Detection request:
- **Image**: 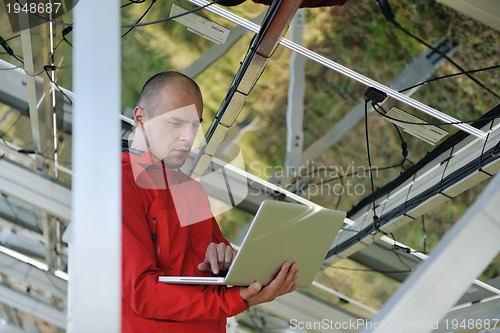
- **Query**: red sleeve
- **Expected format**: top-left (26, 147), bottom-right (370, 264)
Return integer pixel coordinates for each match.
top-left (121, 174), bottom-right (248, 321)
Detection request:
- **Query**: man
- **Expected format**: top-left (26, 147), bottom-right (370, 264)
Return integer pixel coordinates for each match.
top-left (121, 71), bottom-right (298, 332)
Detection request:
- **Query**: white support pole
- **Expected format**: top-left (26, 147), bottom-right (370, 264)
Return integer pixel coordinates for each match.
top-left (284, 9), bottom-right (306, 178)
top-left (361, 174), bottom-right (500, 333)
top-left (68, 0), bottom-right (121, 332)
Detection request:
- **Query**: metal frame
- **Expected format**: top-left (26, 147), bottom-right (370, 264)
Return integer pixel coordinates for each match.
top-left (361, 174), bottom-right (500, 333)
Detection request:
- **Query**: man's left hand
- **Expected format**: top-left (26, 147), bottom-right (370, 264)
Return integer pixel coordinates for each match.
top-left (198, 242), bottom-right (237, 275)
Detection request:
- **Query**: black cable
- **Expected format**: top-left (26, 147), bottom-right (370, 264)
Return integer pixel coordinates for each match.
top-left (46, 27), bottom-right (73, 74)
top-left (364, 100), bottom-right (379, 231)
top-left (398, 64), bottom-right (500, 94)
top-left (421, 215), bottom-right (428, 254)
top-left (5, 35), bottom-right (21, 42)
top-left (0, 36), bottom-right (24, 65)
top-left (376, 0), bottom-right (499, 99)
top-left (479, 116), bottom-right (496, 175)
top-left (396, 23), bottom-right (499, 100)
top-left (62, 35), bottom-right (72, 48)
top-left (48, 37), bottom-right (64, 64)
top-left (377, 102), bottom-right (410, 169)
top-left (334, 176), bottom-right (343, 209)
top-left (44, 68), bottom-right (73, 105)
top-left (370, 234), bottom-right (418, 273)
top-left (121, 2), bottom-right (135, 8)
top-left (121, 0), bottom-right (157, 38)
top-left (388, 233), bottom-right (414, 271)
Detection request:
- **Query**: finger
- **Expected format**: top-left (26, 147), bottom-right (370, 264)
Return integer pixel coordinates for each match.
top-left (259, 262), bottom-right (291, 297)
top-left (283, 263), bottom-right (298, 285)
top-left (283, 263), bottom-right (298, 289)
top-left (274, 262), bottom-right (292, 284)
top-left (239, 281), bottom-right (262, 303)
top-left (272, 262), bottom-right (298, 296)
top-left (209, 251), bottom-right (220, 274)
top-left (222, 245), bottom-right (234, 271)
top-left (197, 261), bottom-right (210, 272)
top-left (216, 243), bottom-right (226, 268)
top-left (204, 243), bottom-right (220, 274)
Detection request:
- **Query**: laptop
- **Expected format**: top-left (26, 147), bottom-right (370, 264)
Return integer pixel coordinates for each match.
top-left (159, 201), bottom-right (346, 288)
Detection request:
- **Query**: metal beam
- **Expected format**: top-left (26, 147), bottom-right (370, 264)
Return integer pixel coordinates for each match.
top-left (0, 284), bottom-right (66, 329)
top-left (0, 193), bottom-right (44, 240)
top-left (0, 157), bottom-right (71, 221)
top-left (283, 9), bottom-right (306, 182)
top-left (436, 0), bottom-right (500, 32)
top-left (0, 322), bottom-right (33, 333)
top-left (42, 214), bottom-right (58, 271)
top-left (0, 59), bottom-right (73, 134)
top-left (361, 173), bottom-right (500, 333)
top-left (18, 10), bottom-right (53, 171)
top-left (0, 250), bottom-right (67, 300)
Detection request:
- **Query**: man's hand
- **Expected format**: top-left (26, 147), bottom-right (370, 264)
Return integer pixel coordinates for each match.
top-left (239, 262), bottom-right (298, 307)
top-left (198, 242), bottom-right (237, 275)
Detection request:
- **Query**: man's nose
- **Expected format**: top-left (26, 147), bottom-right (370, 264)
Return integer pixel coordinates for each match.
top-left (179, 124), bottom-right (196, 142)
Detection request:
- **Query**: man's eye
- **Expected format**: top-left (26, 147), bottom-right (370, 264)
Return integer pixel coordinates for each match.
top-left (170, 122), bottom-right (182, 127)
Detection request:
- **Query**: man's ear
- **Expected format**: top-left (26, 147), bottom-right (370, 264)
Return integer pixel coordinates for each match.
top-left (133, 106), bottom-right (145, 128)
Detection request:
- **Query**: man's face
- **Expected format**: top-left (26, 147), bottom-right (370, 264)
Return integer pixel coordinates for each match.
top-left (139, 85), bottom-right (203, 168)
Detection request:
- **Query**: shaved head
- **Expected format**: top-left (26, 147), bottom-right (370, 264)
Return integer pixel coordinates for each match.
top-left (137, 71), bottom-right (203, 118)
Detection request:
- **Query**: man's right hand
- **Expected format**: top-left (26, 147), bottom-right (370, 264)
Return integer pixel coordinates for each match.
top-left (239, 262), bottom-right (298, 307)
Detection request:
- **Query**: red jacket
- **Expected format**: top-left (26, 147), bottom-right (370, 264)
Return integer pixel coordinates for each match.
top-left (121, 148), bottom-right (248, 333)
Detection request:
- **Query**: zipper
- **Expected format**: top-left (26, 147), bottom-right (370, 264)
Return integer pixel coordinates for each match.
top-left (152, 216), bottom-right (160, 256)
top-left (152, 216), bottom-right (157, 241)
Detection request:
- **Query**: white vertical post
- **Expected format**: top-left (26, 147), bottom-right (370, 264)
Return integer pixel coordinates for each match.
top-left (68, 0), bottom-right (121, 332)
top-left (285, 9), bottom-right (306, 172)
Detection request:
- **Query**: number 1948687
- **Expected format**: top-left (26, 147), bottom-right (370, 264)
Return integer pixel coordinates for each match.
top-left (6, 2), bottom-right (62, 15)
